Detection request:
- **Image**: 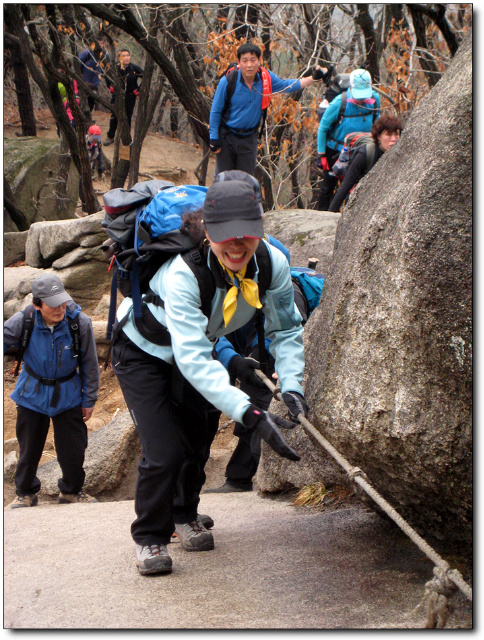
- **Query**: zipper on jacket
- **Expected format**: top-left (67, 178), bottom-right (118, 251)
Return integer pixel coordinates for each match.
top-left (58, 342), bottom-right (63, 369)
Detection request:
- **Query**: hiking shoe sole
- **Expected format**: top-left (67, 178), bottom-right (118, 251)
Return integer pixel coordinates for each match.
top-left (135, 544), bottom-right (173, 575)
top-left (136, 558), bottom-right (173, 575)
top-left (174, 534), bottom-right (214, 552)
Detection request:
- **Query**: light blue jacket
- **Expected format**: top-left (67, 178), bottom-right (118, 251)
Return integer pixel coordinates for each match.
top-left (209, 69), bottom-right (302, 139)
top-left (117, 241), bottom-right (304, 423)
top-left (4, 302), bottom-right (99, 417)
top-left (317, 88), bottom-right (381, 153)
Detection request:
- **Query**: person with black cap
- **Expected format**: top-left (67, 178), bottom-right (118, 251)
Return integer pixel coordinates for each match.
top-left (4, 274), bottom-right (99, 509)
top-left (110, 170), bottom-right (308, 576)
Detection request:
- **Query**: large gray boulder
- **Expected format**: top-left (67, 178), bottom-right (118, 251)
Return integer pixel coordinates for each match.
top-left (263, 209), bottom-right (340, 273)
top-left (299, 34), bottom-right (472, 544)
top-left (37, 411), bottom-right (140, 500)
top-left (25, 212), bottom-right (105, 268)
top-left (4, 138), bottom-right (79, 231)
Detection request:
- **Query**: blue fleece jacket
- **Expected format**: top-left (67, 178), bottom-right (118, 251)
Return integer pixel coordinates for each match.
top-left (209, 69), bottom-right (302, 140)
top-left (4, 302), bottom-right (99, 417)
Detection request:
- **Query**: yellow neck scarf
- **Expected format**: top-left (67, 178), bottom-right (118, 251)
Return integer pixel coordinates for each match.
top-left (218, 260), bottom-right (262, 327)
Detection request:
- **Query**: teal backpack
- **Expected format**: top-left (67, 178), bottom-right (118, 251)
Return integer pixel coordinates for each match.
top-left (290, 267), bottom-right (325, 315)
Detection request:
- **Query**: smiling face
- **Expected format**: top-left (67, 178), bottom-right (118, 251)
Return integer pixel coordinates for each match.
top-left (206, 233), bottom-right (260, 272)
top-left (34, 301), bottom-right (68, 326)
top-left (378, 129), bottom-right (400, 151)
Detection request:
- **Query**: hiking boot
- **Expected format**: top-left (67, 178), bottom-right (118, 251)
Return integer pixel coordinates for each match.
top-left (58, 490), bottom-right (98, 504)
top-left (197, 513), bottom-right (214, 529)
top-left (174, 520), bottom-right (214, 551)
top-left (205, 481), bottom-right (252, 494)
top-left (9, 494), bottom-right (38, 509)
top-left (103, 137), bottom-right (114, 146)
top-left (135, 544), bottom-right (172, 575)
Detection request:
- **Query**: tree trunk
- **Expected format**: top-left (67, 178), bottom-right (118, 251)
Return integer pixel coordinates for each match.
top-left (355, 5), bottom-right (380, 83)
top-left (408, 5), bottom-right (441, 88)
top-left (4, 176), bottom-right (29, 231)
top-left (4, 33), bottom-right (37, 137)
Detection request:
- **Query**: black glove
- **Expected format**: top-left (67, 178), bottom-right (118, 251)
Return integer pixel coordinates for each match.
top-left (312, 65), bottom-right (334, 84)
top-left (243, 404), bottom-right (300, 462)
top-left (228, 356), bottom-right (266, 389)
top-left (282, 391), bottom-right (309, 424)
top-left (209, 139), bottom-right (221, 152)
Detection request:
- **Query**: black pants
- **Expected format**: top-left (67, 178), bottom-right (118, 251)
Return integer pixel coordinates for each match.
top-left (225, 352), bottom-right (275, 488)
top-left (107, 93), bottom-right (137, 139)
top-left (112, 332), bottom-right (220, 546)
top-left (215, 127), bottom-right (259, 177)
top-left (315, 146), bottom-right (340, 211)
top-left (15, 404), bottom-right (87, 496)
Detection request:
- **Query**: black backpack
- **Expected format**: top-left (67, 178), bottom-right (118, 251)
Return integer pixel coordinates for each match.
top-left (316, 73), bottom-right (351, 122)
top-left (101, 176), bottom-right (273, 370)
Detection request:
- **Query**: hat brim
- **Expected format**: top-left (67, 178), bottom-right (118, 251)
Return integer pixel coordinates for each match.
top-left (351, 86), bottom-right (372, 99)
top-left (41, 291), bottom-right (72, 308)
top-left (205, 218), bottom-right (264, 243)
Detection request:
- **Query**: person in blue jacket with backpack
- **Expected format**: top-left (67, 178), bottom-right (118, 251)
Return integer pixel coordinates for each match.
top-left (110, 171), bottom-right (309, 576)
top-left (316, 68), bottom-right (380, 211)
top-left (4, 274), bottom-right (99, 508)
top-left (209, 42), bottom-right (323, 177)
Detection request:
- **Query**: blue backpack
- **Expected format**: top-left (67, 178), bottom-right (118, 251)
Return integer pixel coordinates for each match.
top-left (290, 267), bottom-right (325, 316)
top-left (101, 181), bottom-right (273, 361)
top-left (102, 183), bottom-right (209, 342)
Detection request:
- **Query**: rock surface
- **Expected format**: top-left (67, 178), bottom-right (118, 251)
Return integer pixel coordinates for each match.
top-left (4, 137), bottom-right (79, 230)
top-left (303, 33), bottom-right (472, 544)
top-left (3, 495), bottom-right (472, 629)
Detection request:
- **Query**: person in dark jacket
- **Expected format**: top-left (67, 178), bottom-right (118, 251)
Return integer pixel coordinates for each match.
top-left (328, 114), bottom-right (404, 213)
top-left (209, 42), bottom-right (323, 176)
top-left (316, 68), bottom-right (381, 211)
top-left (4, 275), bottom-right (99, 508)
top-left (104, 49), bottom-right (143, 145)
top-left (79, 36), bottom-right (110, 112)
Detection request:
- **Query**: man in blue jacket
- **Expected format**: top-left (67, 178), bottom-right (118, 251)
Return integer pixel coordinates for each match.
top-left (4, 274), bottom-right (99, 508)
top-left (209, 42), bottom-right (319, 176)
top-left (79, 36), bottom-right (110, 112)
top-left (316, 68), bottom-right (380, 210)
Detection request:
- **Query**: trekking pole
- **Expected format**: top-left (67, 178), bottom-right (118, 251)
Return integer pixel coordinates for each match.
top-left (254, 369), bottom-right (473, 606)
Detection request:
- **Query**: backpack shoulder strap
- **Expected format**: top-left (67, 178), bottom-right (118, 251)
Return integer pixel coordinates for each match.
top-left (337, 90), bottom-right (347, 123)
top-left (221, 66), bottom-right (239, 122)
top-left (255, 240), bottom-right (272, 299)
top-left (14, 304), bottom-right (36, 376)
top-left (365, 141), bottom-right (376, 173)
top-left (67, 313), bottom-right (81, 361)
top-left (182, 249), bottom-right (216, 320)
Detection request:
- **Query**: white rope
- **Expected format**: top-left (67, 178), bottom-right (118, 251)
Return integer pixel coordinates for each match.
top-left (255, 369), bottom-right (473, 613)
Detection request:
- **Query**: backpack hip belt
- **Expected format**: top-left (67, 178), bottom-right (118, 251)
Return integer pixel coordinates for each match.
top-left (22, 363), bottom-right (78, 408)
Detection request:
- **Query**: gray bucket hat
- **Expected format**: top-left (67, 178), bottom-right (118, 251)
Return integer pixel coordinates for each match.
top-left (31, 274), bottom-right (72, 308)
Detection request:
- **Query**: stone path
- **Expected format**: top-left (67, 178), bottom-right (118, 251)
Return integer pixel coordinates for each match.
top-left (3, 492), bottom-right (472, 629)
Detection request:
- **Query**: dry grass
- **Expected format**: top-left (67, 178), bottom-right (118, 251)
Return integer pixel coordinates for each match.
top-left (292, 482), bottom-right (351, 510)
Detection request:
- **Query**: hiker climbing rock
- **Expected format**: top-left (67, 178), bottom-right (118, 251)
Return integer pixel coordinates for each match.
top-left (209, 42), bottom-right (325, 177)
top-left (109, 171), bottom-right (307, 576)
top-left (4, 274), bottom-right (99, 508)
top-left (328, 114), bottom-right (404, 212)
top-left (315, 68), bottom-right (381, 210)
